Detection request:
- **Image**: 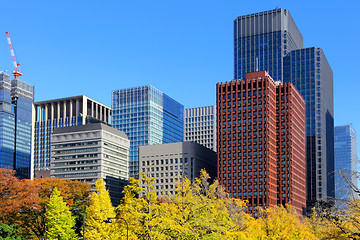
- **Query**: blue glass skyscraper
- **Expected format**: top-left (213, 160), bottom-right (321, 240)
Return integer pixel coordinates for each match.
top-left (234, 8), bottom-right (334, 208)
top-left (334, 124), bottom-right (357, 200)
top-left (284, 47), bottom-right (334, 204)
top-left (112, 85), bottom-right (184, 177)
top-left (0, 72), bottom-right (34, 179)
top-left (234, 8), bottom-right (303, 81)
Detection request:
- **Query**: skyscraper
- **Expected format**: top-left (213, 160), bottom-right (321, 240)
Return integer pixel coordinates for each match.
top-left (184, 106), bottom-right (217, 151)
top-left (284, 47), bottom-right (334, 204)
top-left (32, 95), bottom-right (111, 178)
top-left (112, 85), bottom-right (184, 178)
top-left (234, 8), bottom-right (334, 207)
top-left (217, 71), bottom-right (306, 216)
top-left (334, 124), bottom-right (358, 200)
top-left (234, 8), bottom-right (303, 81)
top-left (0, 72), bottom-right (34, 179)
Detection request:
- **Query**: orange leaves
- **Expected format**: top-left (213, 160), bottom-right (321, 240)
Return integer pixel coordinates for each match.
top-left (0, 168), bottom-right (91, 239)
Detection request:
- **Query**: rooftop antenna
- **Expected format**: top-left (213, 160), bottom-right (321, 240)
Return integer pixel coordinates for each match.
top-left (256, 58), bottom-right (259, 71)
top-left (5, 31), bottom-right (22, 80)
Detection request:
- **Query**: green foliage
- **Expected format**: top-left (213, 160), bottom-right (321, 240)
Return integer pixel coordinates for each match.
top-left (0, 223), bottom-right (21, 240)
top-left (85, 178), bottom-right (118, 240)
top-left (45, 188), bottom-right (77, 240)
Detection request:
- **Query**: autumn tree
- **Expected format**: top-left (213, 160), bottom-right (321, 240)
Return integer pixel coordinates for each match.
top-left (116, 170), bottom-right (259, 239)
top-left (257, 204), bottom-right (317, 240)
top-left (0, 169), bottom-right (90, 239)
top-left (45, 188), bottom-right (77, 240)
top-left (85, 178), bottom-right (117, 240)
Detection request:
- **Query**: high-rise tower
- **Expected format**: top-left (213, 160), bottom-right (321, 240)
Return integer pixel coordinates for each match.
top-left (334, 124), bottom-right (357, 200)
top-left (0, 72), bottom-right (34, 179)
top-left (234, 8), bottom-right (303, 81)
top-left (234, 9), bottom-right (334, 208)
top-left (112, 85), bottom-right (184, 178)
top-left (217, 71), bottom-right (306, 216)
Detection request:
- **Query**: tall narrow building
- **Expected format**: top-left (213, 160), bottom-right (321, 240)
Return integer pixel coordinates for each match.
top-left (112, 85), bottom-right (184, 178)
top-left (334, 124), bottom-right (358, 200)
top-left (0, 72), bottom-right (34, 179)
top-left (32, 95), bottom-right (111, 178)
top-left (284, 47), bottom-right (334, 205)
top-left (234, 8), bottom-right (334, 208)
top-left (217, 71), bottom-right (306, 216)
top-left (184, 106), bottom-right (217, 151)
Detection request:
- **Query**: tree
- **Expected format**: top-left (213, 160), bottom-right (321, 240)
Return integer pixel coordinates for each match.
top-left (116, 170), bottom-right (258, 239)
top-left (0, 223), bottom-right (21, 240)
top-left (257, 204), bottom-right (317, 240)
top-left (45, 188), bottom-right (77, 240)
top-left (85, 179), bottom-right (117, 240)
top-left (0, 169), bottom-right (90, 239)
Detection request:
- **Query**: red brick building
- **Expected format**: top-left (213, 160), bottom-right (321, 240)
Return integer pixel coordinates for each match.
top-left (216, 71), bottom-right (305, 217)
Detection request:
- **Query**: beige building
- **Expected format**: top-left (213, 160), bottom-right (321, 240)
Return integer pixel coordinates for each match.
top-left (50, 123), bottom-right (129, 205)
top-left (32, 95), bottom-right (110, 178)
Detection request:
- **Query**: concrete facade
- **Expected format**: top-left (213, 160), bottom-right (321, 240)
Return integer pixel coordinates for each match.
top-left (32, 95), bottom-right (111, 178)
top-left (50, 123), bottom-right (130, 206)
top-left (139, 141), bottom-right (216, 197)
top-left (184, 105), bottom-right (216, 152)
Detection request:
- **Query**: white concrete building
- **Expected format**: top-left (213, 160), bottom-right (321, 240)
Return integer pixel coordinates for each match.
top-left (50, 123), bottom-right (129, 205)
top-left (184, 105), bottom-right (216, 152)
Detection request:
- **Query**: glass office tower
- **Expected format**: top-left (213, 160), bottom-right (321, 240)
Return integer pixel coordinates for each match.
top-left (334, 124), bottom-right (357, 200)
top-left (0, 72), bottom-right (34, 179)
top-left (112, 85), bottom-right (184, 177)
top-left (234, 8), bottom-right (303, 82)
top-left (234, 9), bottom-right (334, 208)
top-left (284, 47), bottom-right (334, 204)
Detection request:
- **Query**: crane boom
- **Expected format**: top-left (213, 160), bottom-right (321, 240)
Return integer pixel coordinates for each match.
top-left (5, 31), bottom-right (22, 79)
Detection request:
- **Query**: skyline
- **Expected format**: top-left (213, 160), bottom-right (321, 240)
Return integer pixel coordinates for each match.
top-left (0, 1), bottom-right (359, 150)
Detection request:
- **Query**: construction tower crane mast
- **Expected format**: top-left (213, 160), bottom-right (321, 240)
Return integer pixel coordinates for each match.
top-left (5, 31), bottom-right (22, 79)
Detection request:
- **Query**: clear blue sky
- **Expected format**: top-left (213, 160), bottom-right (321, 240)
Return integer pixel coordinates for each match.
top-left (0, 1), bottom-right (359, 142)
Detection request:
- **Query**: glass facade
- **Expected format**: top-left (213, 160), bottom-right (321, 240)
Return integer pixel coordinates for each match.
top-left (0, 72), bottom-right (34, 179)
top-left (334, 124), bottom-right (357, 200)
top-left (33, 96), bottom-right (110, 174)
top-left (284, 47), bottom-right (334, 203)
top-left (112, 85), bottom-right (184, 177)
top-left (234, 8), bottom-right (303, 81)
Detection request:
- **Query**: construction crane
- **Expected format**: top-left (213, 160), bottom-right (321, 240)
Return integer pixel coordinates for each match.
top-left (5, 31), bottom-right (22, 79)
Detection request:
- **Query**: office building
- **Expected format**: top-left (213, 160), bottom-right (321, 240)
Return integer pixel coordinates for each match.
top-left (234, 8), bottom-right (334, 207)
top-left (0, 72), bottom-right (34, 179)
top-left (50, 123), bottom-right (130, 205)
top-left (112, 85), bottom-right (184, 178)
top-left (284, 47), bottom-right (334, 204)
top-left (139, 141), bottom-right (216, 197)
top-left (32, 95), bottom-right (111, 178)
top-left (217, 71), bottom-right (306, 216)
top-left (184, 106), bottom-right (216, 151)
top-left (234, 8), bottom-right (303, 82)
top-left (334, 124), bottom-right (358, 200)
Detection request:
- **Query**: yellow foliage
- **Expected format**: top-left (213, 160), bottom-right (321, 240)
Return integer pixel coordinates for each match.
top-left (85, 178), bottom-right (117, 240)
top-left (257, 204), bottom-right (317, 240)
